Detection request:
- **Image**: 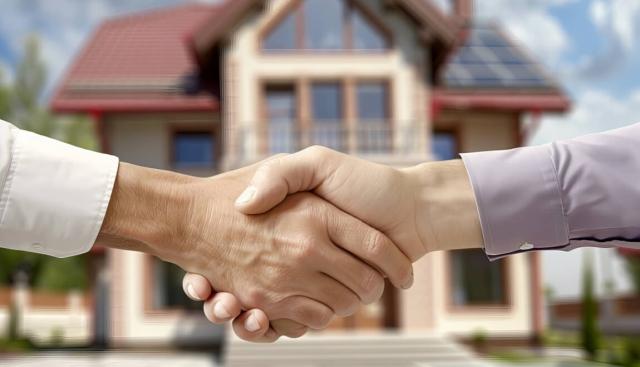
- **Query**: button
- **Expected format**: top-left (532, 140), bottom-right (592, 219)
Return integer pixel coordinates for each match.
top-left (519, 242), bottom-right (534, 251)
top-left (31, 242), bottom-right (44, 251)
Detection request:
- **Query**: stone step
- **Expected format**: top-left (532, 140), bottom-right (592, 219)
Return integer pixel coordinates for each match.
top-left (225, 334), bottom-right (490, 367)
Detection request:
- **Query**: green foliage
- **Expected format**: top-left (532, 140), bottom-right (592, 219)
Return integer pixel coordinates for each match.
top-left (12, 35), bottom-right (46, 126)
top-left (49, 327), bottom-right (65, 347)
top-left (581, 252), bottom-right (600, 361)
top-left (7, 300), bottom-right (19, 341)
top-left (625, 256), bottom-right (640, 295)
top-left (34, 255), bottom-right (88, 292)
top-left (0, 68), bottom-right (11, 120)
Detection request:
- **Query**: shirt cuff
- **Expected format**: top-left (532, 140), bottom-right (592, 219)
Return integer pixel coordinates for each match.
top-left (460, 145), bottom-right (569, 259)
top-left (0, 128), bottom-right (119, 258)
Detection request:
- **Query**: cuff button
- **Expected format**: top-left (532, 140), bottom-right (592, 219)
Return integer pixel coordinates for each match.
top-left (519, 242), bottom-right (534, 251)
top-left (31, 243), bottom-right (44, 251)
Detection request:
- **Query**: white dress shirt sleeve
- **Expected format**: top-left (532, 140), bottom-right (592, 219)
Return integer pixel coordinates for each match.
top-left (0, 119), bottom-right (119, 258)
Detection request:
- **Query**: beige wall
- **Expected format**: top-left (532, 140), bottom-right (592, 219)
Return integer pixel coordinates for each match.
top-left (106, 112), bottom-right (220, 174)
top-left (222, 0), bottom-right (432, 165)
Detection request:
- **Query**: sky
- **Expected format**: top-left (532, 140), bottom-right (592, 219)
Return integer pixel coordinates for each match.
top-left (0, 0), bottom-right (638, 298)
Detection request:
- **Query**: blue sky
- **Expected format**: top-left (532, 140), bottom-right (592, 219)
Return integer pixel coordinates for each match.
top-left (0, 0), bottom-right (637, 297)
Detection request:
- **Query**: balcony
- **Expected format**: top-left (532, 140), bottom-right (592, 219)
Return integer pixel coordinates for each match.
top-left (226, 121), bottom-right (429, 168)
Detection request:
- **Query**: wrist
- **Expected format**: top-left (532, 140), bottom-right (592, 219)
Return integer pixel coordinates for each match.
top-left (97, 162), bottom-right (196, 257)
top-left (403, 160), bottom-right (484, 253)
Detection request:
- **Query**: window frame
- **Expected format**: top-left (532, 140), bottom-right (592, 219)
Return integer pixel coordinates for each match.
top-left (143, 255), bottom-right (201, 316)
top-left (259, 0), bottom-right (393, 53)
top-left (259, 77), bottom-right (394, 154)
top-left (169, 125), bottom-right (219, 171)
top-left (445, 250), bottom-right (512, 311)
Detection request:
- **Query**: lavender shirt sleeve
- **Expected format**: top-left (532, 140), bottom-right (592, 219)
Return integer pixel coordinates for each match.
top-left (460, 123), bottom-right (640, 259)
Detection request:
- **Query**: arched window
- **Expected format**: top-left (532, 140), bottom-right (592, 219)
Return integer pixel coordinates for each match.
top-left (262, 0), bottom-right (390, 52)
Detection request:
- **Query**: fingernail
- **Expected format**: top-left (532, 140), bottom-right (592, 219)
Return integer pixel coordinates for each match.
top-left (186, 284), bottom-right (200, 300)
top-left (245, 314), bottom-right (261, 332)
top-left (403, 269), bottom-right (414, 289)
top-left (214, 302), bottom-right (232, 319)
top-left (236, 186), bottom-right (257, 205)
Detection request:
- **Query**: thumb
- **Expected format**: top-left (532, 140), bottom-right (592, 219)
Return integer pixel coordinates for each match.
top-left (235, 147), bottom-right (333, 214)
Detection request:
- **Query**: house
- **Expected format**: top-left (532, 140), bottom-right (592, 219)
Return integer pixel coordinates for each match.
top-left (51, 0), bottom-right (570, 348)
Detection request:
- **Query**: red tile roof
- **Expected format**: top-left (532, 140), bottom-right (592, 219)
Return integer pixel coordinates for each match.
top-left (52, 3), bottom-right (222, 113)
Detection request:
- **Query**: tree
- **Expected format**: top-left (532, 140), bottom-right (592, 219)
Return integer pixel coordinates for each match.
top-left (624, 256), bottom-right (640, 295)
top-left (0, 35), bottom-right (95, 292)
top-left (581, 251), bottom-right (600, 361)
top-left (0, 68), bottom-right (11, 120)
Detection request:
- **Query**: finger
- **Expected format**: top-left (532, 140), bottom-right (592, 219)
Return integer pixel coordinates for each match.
top-left (232, 309), bottom-right (280, 343)
top-left (203, 292), bottom-right (243, 323)
top-left (299, 273), bottom-right (360, 318)
top-left (235, 146), bottom-right (337, 214)
top-left (271, 296), bottom-right (334, 330)
top-left (327, 210), bottom-right (414, 290)
top-left (270, 319), bottom-right (308, 339)
top-left (320, 244), bottom-right (385, 305)
top-left (182, 273), bottom-right (213, 301)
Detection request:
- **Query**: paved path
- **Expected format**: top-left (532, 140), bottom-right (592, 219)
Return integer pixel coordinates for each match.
top-left (0, 352), bottom-right (219, 367)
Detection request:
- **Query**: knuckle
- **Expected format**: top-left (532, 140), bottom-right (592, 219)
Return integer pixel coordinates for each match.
top-left (365, 231), bottom-right (387, 259)
top-left (244, 287), bottom-right (268, 309)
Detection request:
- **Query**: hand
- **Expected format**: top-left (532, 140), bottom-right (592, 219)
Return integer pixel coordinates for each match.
top-left (98, 161), bottom-right (413, 340)
top-left (234, 146), bottom-right (484, 259)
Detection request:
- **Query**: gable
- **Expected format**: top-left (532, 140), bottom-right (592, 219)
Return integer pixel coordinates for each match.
top-left (260, 0), bottom-right (391, 51)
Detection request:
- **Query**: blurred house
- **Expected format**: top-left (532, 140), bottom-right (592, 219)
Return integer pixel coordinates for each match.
top-left (50, 0), bottom-right (570, 348)
top-left (549, 248), bottom-right (640, 337)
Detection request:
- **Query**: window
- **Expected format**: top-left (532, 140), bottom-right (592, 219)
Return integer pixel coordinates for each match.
top-left (151, 259), bottom-right (200, 310)
top-left (357, 82), bottom-right (390, 152)
top-left (311, 82), bottom-right (343, 149)
top-left (304, 0), bottom-right (344, 50)
top-left (266, 85), bottom-right (297, 153)
top-left (263, 11), bottom-right (296, 50)
top-left (450, 250), bottom-right (508, 307)
top-left (432, 131), bottom-right (458, 160)
top-left (262, 0), bottom-right (389, 52)
top-left (352, 9), bottom-right (387, 50)
top-left (173, 131), bottom-right (215, 169)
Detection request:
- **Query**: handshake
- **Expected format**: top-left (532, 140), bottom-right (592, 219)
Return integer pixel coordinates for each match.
top-left (98, 146), bottom-right (484, 342)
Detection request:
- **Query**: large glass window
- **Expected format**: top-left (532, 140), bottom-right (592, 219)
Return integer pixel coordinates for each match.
top-left (352, 10), bottom-right (386, 50)
top-left (357, 82), bottom-right (389, 152)
top-left (152, 259), bottom-right (200, 310)
top-left (311, 82), bottom-right (343, 150)
top-left (451, 250), bottom-right (508, 306)
top-left (173, 131), bottom-right (215, 169)
top-left (266, 85), bottom-right (297, 153)
top-left (263, 0), bottom-right (389, 52)
top-left (304, 0), bottom-right (344, 50)
top-left (263, 11), bottom-right (296, 50)
top-left (432, 131), bottom-right (458, 160)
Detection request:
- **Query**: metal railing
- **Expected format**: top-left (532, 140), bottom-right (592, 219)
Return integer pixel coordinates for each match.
top-left (228, 121), bottom-right (426, 159)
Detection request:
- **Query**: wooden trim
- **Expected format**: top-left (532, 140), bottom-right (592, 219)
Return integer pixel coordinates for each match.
top-left (168, 123), bottom-right (220, 171)
top-left (443, 250), bottom-right (514, 313)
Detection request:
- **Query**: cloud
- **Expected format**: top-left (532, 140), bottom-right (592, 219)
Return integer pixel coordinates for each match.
top-left (531, 89), bottom-right (640, 145)
top-left (475, 0), bottom-right (572, 67)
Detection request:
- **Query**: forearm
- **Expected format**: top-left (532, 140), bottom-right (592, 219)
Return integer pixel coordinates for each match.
top-left (96, 162), bottom-right (195, 259)
top-left (404, 160), bottom-right (484, 253)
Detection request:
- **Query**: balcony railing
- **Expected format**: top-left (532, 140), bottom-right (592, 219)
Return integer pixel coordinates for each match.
top-left (228, 121), bottom-right (426, 160)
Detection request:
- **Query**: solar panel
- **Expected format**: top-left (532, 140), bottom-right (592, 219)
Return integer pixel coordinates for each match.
top-left (443, 24), bottom-right (558, 89)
